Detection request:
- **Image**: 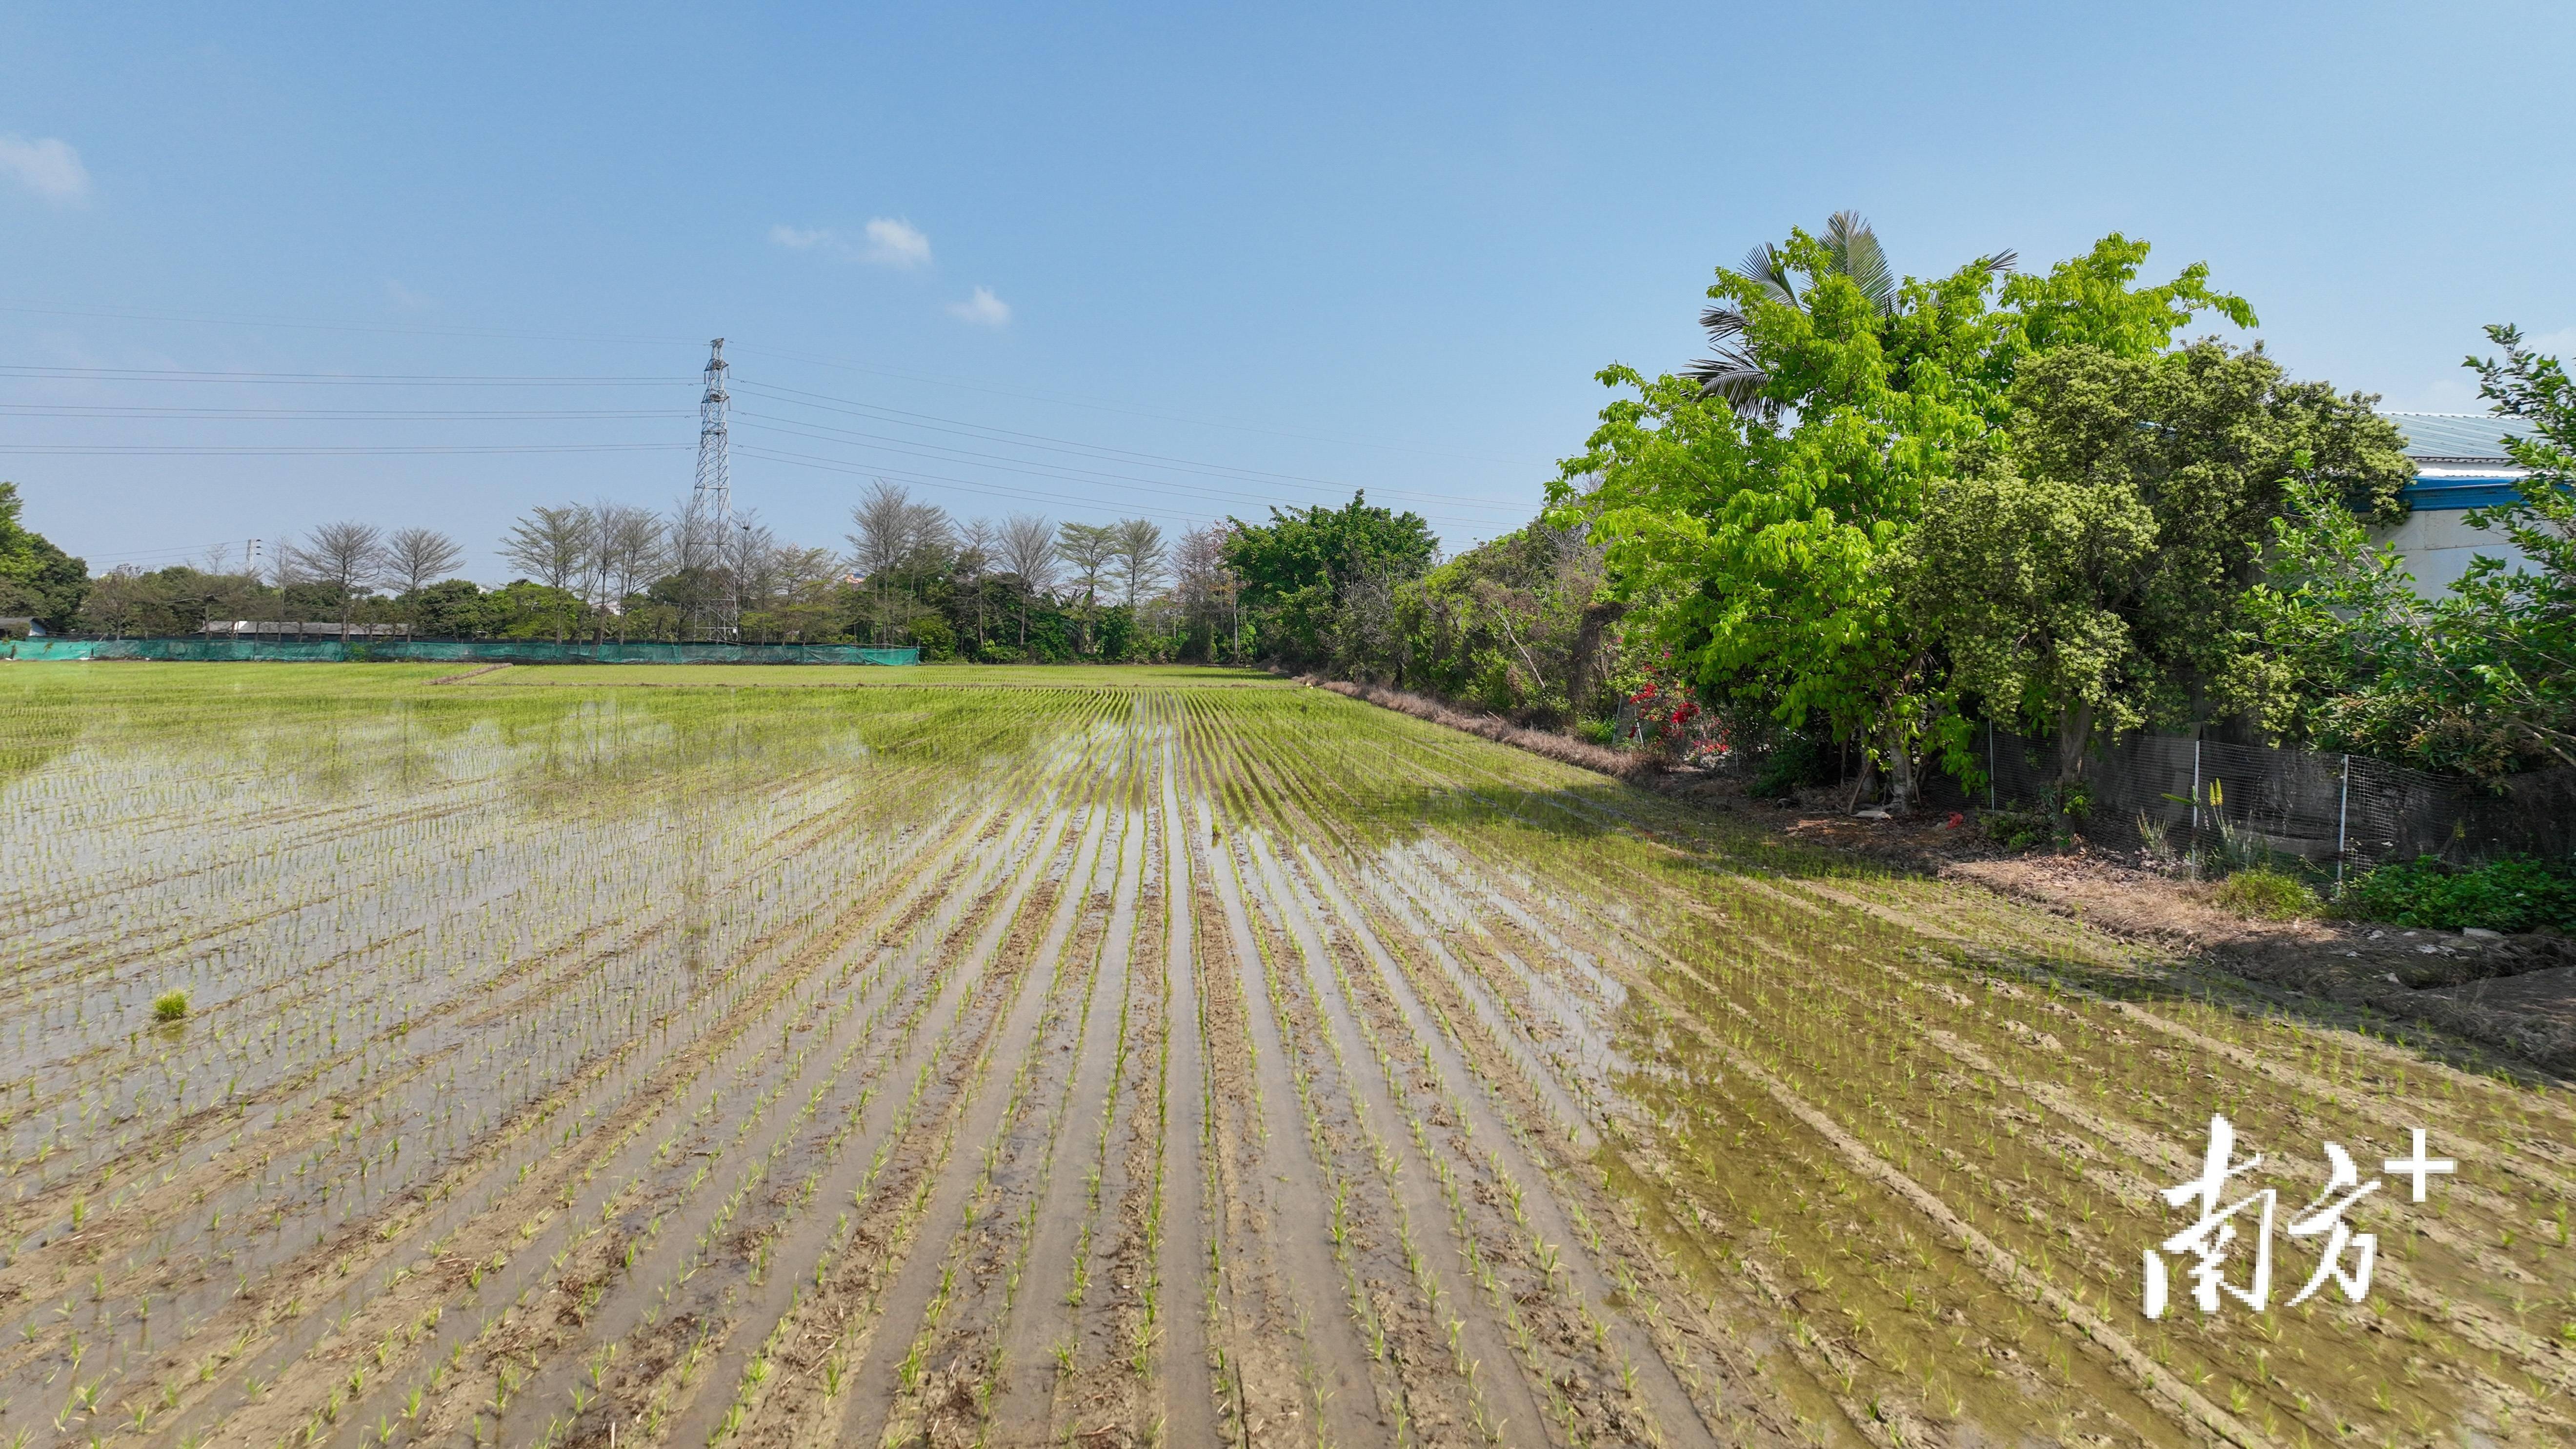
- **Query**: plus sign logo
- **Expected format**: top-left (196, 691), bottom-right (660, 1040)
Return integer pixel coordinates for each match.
top-left (2381, 1127), bottom-right (2456, 1202)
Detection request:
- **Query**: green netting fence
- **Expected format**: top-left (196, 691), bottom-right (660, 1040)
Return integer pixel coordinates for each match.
top-left (2, 638), bottom-right (922, 665)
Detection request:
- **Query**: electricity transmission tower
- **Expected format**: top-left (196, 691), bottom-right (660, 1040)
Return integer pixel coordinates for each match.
top-left (690, 339), bottom-right (734, 637)
top-left (693, 338), bottom-right (730, 526)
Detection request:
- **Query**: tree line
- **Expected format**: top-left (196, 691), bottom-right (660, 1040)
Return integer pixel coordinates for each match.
top-left (25, 483), bottom-right (1258, 662)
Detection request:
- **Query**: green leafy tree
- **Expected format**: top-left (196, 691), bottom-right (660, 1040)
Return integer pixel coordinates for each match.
top-left (1397, 521), bottom-right (1621, 722)
top-left (1898, 341), bottom-right (2410, 795)
top-left (1891, 426), bottom-right (2159, 794)
top-left (1556, 221), bottom-right (2022, 807)
top-left (1559, 223), bottom-right (2286, 809)
top-left (0, 483), bottom-right (90, 630)
top-left (1053, 522), bottom-right (1119, 656)
top-left (1222, 492), bottom-right (1437, 668)
top-left (2255, 326), bottom-right (2576, 776)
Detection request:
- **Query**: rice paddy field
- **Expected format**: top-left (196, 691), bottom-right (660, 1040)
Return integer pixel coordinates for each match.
top-left (2, 663), bottom-right (2571, 1449)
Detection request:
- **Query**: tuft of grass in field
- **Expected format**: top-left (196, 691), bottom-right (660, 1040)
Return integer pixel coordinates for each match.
top-left (153, 989), bottom-right (190, 1022)
top-left (2212, 867), bottom-right (2320, 921)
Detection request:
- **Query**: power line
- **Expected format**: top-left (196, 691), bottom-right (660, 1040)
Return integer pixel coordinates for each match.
top-left (0, 365), bottom-right (686, 386)
top-left (0, 443), bottom-right (687, 456)
top-left (0, 302), bottom-right (694, 347)
top-left (730, 379), bottom-right (1523, 511)
top-left (3, 300), bottom-right (1520, 462)
top-left (0, 404), bottom-right (689, 420)
top-left (734, 444), bottom-right (1224, 526)
top-left (730, 415), bottom-right (1526, 520)
top-left (725, 342), bottom-right (1522, 466)
top-left (71, 540), bottom-right (254, 565)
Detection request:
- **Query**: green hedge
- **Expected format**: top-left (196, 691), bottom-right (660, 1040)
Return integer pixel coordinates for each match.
top-left (2340, 855), bottom-right (2576, 933)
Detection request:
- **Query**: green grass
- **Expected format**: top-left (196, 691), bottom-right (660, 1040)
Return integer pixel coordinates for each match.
top-left (460, 662), bottom-right (1290, 689)
top-left (154, 989), bottom-right (190, 1022)
top-left (2212, 867), bottom-right (2320, 920)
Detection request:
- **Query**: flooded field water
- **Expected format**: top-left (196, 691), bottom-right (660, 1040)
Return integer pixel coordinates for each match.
top-left (2, 664), bottom-right (2570, 1449)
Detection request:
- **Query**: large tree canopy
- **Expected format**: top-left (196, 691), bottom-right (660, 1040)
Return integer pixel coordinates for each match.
top-left (1551, 224), bottom-right (2255, 806)
top-left (0, 483), bottom-right (88, 631)
top-left (1223, 492), bottom-right (1438, 666)
top-left (1895, 342), bottom-right (2412, 789)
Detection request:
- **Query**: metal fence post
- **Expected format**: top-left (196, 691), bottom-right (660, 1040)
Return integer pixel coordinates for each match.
top-left (1987, 720), bottom-right (1996, 810)
top-left (2189, 738), bottom-right (2202, 834)
top-left (2336, 753), bottom-right (2352, 897)
top-left (2189, 738), bottom-right (2203, 878)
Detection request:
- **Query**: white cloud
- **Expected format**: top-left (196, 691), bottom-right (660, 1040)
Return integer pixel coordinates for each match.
top-left (385, 280), bottom-right (437, 311)
top-left (948, 286), bottom-right (1010, 328)
top-left (861, 217), bottom-right (931, 268)
top-left (768, 217), bottom-right (933, 269)
top-left (0, 135), bottom-right (90, 204)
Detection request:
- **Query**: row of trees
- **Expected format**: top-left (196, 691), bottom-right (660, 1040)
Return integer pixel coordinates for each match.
top-left (1550, 211), bottom-right (2564, 803)
top-left (52, 484), bottom-right (1265, 660)
top-left (835, 482), bottom-right (1242, 660)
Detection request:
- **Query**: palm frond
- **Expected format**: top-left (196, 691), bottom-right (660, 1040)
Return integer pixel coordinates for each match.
top-left (1699, 304), bottom-right (1749, 341)
top-left (1975, 249), bottom-right (2019, 278)
top-left (1737, 243), bottom-right (1798, 304)
top-left (1824, 210), bottom-right (1896, 314)
top-left (1685, 348), bottom-right (1771, 411)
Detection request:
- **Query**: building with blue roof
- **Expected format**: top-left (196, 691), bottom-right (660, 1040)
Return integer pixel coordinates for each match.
top-left (2375, 412), bottom-right (2540, 596)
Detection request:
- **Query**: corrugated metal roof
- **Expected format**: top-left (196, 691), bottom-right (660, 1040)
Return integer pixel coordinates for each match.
top-left (2381, 411), bottom-right (2540, 462)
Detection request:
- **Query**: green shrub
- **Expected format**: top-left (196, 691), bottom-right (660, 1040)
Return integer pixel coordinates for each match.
top-left (153, 989), bottom-right (189, 1022)
top-left (2214, 868), bottom-right (2320, 921)
top-left (2340, 855), bottom-right (2576, 933)
top-left (1983, 809), bottom-right (2052, 852)
top-left (1749, 731), bottom-right (1837, 799)
top-left (1573, 718), bottom-right (1615, 747)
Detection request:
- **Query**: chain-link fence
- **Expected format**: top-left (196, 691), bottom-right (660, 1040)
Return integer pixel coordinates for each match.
top-left (1925, 725), bottom-right (2576, 869)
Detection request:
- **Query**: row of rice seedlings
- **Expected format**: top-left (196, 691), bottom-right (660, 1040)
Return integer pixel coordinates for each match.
top-left (545, 736), bottom-right (1118, 1446)
top-left (414, 773), bottom-right (1084, 1449)
top-left (1241, 685), bottom-right (2174, 1433)
top-left (5, 758), bottom-right (917, 1299)
top-left (699, 858), bottom-right (1066, 1444)
top-left (1604, 851), bottom-right (2576, 1443)
top-left (1411, 784), bottom-right (2194, 1433)
top-left (1210, 814), bottom-right (1432, 1433)
top-left (171, 799), bottom-right (973, 1433)
top-left (1228, 705), bottom-right (1739, 1442)
top-left (1175, 731), bottom-right (1388, 1449)
top-left (80, 706), bottom-right (1097, 1433)
top-left (1452, 784), bottom-right (2555, 1433)
top-left (1258, 849), bottom-right (1540, 1445)
top-left (1132, 713), bottom-right (1227, 1449)
top-left (846, 799), bottom-right (1129, 1447)
top-left (1212, 709), bottom-right (1595, 1441)
top-left (1018, 790), bottom-right (1159, 1436)
top-left (622, 728), bottom-right (1122, 1446)
top-left (853, 804), bottom-right (1128, 1444)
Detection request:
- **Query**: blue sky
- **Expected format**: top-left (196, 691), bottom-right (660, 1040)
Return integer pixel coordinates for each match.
top-left (4, 1), bottom-right (2571, 583)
